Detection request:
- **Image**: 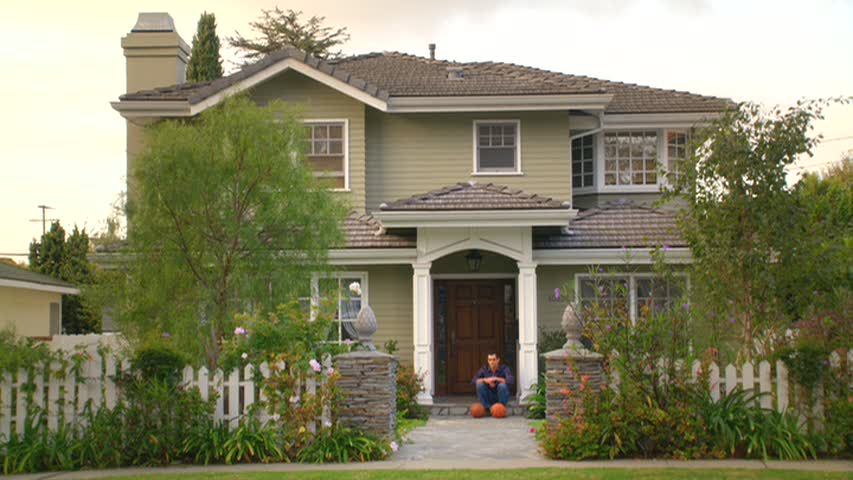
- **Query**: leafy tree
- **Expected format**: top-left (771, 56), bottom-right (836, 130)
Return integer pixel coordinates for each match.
top-left (778, 153), bottom-right (852, 349)
top-left (186, 12), bottom-right (223, 83)
top-left (228, 7), bottom-right (350, 61)
top-left (122, 95), bottom-right (345, 368)
top-left (665, 99), bottom-right (847, 361)
top-left (29, 222), bottom-right (100, 333)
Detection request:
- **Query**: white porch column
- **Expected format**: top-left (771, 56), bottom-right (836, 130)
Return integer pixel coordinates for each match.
top-left (412, 262), bottom-right (434, 404)
top-left (517, 261), bottom-right (539, 401)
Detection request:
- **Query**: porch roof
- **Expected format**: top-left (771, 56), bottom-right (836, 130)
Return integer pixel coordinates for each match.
top-left (533, 200), bottom-right (686, 249)
top-left (343, 212), bottom-right (416, 248)
top-left (378, 182), bottom-right (570, 211)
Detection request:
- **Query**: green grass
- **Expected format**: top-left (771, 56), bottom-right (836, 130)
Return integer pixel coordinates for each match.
top-left (108, 469), bottom-right (850, 480)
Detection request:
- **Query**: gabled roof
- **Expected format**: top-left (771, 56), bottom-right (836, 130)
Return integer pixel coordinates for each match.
top-left (533, 200), bottom-right (686, 249)
top-left (0, 263), bottom-right (79, 294)
top-left (117, 49), bottom-right (733, 115)
top-left (379, 182), bottom-right (570, 211)
top-left (342, 212), bottom-right (415, 249)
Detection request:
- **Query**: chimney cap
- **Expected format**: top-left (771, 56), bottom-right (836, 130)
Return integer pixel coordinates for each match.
top-left (131, 12), bottom-right (176, 33)
top-left (428, 43), bottom-right (436, 60)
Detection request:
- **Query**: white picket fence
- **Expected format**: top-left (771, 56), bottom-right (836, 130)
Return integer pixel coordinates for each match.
top-left (0, 348), bottom-right (331, 439)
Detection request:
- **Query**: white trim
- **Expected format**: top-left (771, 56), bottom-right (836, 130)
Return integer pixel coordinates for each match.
top-left (374, 209), bottom-right (575, 229)
top-left (533, 247), bottom-right (692, 265)
top-left (0, 279), bottom-right (79, 295)
top-left (304, 118), bottom-right (350, 191)
top-left (603, 112), bottom-right (722, 129)
top-left (387, 94), bottom-right (613, 113)
top-left (327, 248), bottom-right (417, 265)
top-left (473, 119), bottom-right (522, 174)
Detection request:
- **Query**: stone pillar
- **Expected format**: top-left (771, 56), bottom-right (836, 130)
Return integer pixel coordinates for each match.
top-left (412, 262), bottom-right (434, 404)
top-left (543, 303), bottom-right (605, 424)
top-left (334, 351), bottom-right (398, 439)
top-left (517, 262), bottom-right (539, 401)
top-left (543, 348), bottom-right (605, 424)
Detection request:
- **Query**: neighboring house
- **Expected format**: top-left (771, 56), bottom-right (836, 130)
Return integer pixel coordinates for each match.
top-left (0, 262), bottom-right (79, 338)
top-left (111, 13), bottom-right (733, 402)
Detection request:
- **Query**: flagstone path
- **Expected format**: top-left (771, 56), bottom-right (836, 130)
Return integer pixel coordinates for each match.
top-left (393, 416), bottom-right (542, 461)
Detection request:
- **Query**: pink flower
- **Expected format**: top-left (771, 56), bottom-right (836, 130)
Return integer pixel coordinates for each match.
top-left (162, 332), bottom-right (171, 338)
top-left (309, 359), bottom-right (322, 372)
top-left (343, 339), bottom-right (354, 346)
top-left (389, 441), bottom-right (399, 452)
top-left (326, 367), bottom-right (335, 375)
top-left (234, 327), bottom-right (247, 336)
top-left (554, 287), bottom-right (561, 300)
top-left (529, 428), bottom-right (537, 433)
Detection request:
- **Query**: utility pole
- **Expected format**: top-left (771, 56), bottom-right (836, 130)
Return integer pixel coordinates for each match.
top-left (29, 205), bottom-right (58, 236)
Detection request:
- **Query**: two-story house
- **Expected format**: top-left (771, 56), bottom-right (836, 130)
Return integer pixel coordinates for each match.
top-left (111, 13), bottom-right (733, 403)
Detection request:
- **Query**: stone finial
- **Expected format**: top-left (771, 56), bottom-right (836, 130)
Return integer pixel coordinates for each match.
top-left (561, 302), bottom-right (585, 350)
top-left (355, 304), bottom-right (378, 351)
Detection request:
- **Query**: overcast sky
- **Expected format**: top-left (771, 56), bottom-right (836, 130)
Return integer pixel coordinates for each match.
top-left (1, 0), bottom-right (851, 261)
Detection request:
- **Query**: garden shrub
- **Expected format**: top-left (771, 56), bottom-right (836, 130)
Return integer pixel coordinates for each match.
top-left (296, 427), bottom-right (390, 463)
top-left (131, 341), bottom-right (188, 386)
top-left (396, 363), bottom-right (427, 420)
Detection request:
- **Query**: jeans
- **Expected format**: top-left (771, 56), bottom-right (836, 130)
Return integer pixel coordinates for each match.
top-left (476, 382), bottom-right (510, 411)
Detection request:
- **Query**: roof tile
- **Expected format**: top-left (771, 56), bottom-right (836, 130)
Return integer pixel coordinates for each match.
top-left (380, 182), bottom-right (570, 211)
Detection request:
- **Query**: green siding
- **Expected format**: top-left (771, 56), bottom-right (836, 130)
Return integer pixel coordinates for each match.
top-left (366, 110), bottom-right (572, 210)
top-left (251, 71), bottom-right (366, 211)
top-left (363, 265), bottom-right (414, 366)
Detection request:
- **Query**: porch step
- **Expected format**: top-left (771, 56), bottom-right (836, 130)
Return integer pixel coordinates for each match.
top-left (427, 400), bottom-right (529, 417)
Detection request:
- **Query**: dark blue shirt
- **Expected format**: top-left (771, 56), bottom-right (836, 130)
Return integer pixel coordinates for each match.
top-left (472, 364), bottom-right (514, 387)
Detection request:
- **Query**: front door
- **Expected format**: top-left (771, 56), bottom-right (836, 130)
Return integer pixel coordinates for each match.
top-left (436, 280), bottom-right (513, 395)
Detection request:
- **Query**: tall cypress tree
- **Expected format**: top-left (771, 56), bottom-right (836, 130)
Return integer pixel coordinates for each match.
top-left (186, 12), bottom-right (223, 83)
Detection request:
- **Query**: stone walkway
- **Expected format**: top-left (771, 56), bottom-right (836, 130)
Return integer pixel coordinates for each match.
top-left (393, 415), bottom-right (541, 461)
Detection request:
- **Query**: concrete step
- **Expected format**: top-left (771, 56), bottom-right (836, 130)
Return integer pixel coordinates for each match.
top-left (427, 401), bottom-right (529, 417)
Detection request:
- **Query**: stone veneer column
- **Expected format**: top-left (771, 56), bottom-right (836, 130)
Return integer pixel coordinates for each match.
top-left (517, 262), bottom-right (539, 401)
top-left (543, 348), bottom-right (605, 424)
top-left (334, 351), bottom-right (398, 439)
top-left (412, 262), bottom-right (434, 404)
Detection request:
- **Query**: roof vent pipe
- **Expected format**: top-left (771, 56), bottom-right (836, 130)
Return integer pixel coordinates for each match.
top-left (429, 43), bottom-right (436, 60)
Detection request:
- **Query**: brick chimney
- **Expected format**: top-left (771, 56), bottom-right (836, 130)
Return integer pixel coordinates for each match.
top-left (121, 13), bottom-right (190, 93)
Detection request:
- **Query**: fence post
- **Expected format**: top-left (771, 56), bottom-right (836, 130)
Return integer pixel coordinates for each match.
top-left (213, 370), bottom-right (224, 424)
top-left (47, 361), bottom-right (61, 431)
top-left (725, 364), bottom-right (738, 395)
top-left (776, 360), bottom-right (789, 413)
top-left (709, 362), bottom-right (721, 401)
top-left (15, 369), bottom-right (27, 435)
top-left (227, 368), bottom-right (240, 429)
top-left (758, 361), bottom-right (772, 410)
top-left (104, 355), bottom-right (117, 410)
top-left (258, 362), bottom-right (270, 424)
top-left (243, 364), bottom-right (255, 416)
top-left (198, 367), bottom-right (210, 402)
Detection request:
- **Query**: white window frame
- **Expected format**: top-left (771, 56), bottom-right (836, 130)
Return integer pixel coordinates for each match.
top-left (598, 130), bottom-right (661, 192)
top-left (571, 134), bottom-right (596, 194)
top-left (663, 128), bottom-right (690, 187)
top-left (574, 272), bottom-right (690, 325)
top-left (304, 118), bottom-right (350, 192)
top-left (310, 271), bottom-right (368, 343)
top-left (472, 119), bottom-right (523, 175)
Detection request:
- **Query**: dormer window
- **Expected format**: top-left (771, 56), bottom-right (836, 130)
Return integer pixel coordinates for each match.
top-left (305, 120), bottom-right (349, 190)
top-left (603, 131), bottom-right (658, 186)
top-left (474, 120), bottom-right (521, 174)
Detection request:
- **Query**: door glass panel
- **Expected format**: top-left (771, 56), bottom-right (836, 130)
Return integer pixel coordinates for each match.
top-left (436, 285), bottom-right (447, 388)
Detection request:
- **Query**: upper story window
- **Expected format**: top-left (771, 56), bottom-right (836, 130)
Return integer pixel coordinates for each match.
top-left (666, 130), bottom-right (689, 183)
top-left (474, 120), bottom-right (521, 174)
top-left (571, 135), bottom-right (595, 189)
top-left (603, 131), bottom-right (658, 186)
top-left (305, 120), bottom-right (348, 190)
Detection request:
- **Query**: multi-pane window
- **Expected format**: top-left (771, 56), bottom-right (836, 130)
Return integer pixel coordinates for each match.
top-left (635, 276), bottom-right (686, 319)
top-left (666, 130), bottom-right (689, 183)
top-left (305, 122), bottom-right (346, 189)
top-left (603, 131), bottom-right (658, 186)
top-left (312, 274), bottom-right (366, 344)
top-left (476, 121), bottom-right (519, 172)
top-left (577, 274), bottom-right (688, 324)
top-left (578, 276), bottom-right (630, 319)
top-left (571, 135), bottom-right (594, 188)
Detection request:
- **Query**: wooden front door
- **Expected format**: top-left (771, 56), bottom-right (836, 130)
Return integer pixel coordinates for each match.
top-left (441, 280), bottom-right (507, 395)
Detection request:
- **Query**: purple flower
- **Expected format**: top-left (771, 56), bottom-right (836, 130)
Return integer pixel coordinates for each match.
top-left (598, 268), bottom-right (605, 274)
top-left (728, 300), bottom-right (735, 306)
top-left (813, 290), bottom-right (820, 296)
top-left (554, 287), bottom-right (561, 300)
top-left (729, 317), bottom-right (736, 325)
top-left (162, 332), bottom-right (171, 338)
top-left (606, 325), bottom-right (612, 331)
top-left (234, 327), bottom-right (247, 336)
top-left (621, 246), bottom-right (628, 252)
top-left (663, 245), bottom-right (670, 251)
top-left (682, 303), bottom-right (690, 312)
top-left (309, 359), bottom-right (322, 373)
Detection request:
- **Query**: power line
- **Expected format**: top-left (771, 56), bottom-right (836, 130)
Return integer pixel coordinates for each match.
top-left (28, 205), bottom-right (58, 236)
top-left (821, 135), bottom-right (853, 143)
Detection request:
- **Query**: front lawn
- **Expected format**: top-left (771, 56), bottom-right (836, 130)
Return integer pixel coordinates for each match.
top-left (110, 468), bottom-right (850, 480)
